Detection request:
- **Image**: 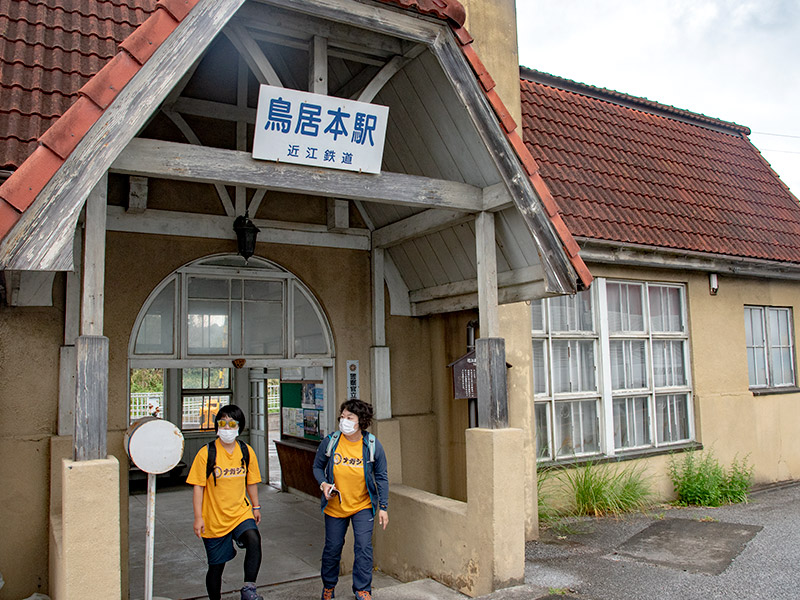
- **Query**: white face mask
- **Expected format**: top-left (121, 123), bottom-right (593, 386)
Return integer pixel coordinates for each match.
top-left (339, 417), bottom-right (358, 435)
top-left (218, 428), bottom-right (238, 444)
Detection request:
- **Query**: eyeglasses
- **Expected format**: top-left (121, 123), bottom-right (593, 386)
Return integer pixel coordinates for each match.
top-left (217, 420), bottom-right (239, 429)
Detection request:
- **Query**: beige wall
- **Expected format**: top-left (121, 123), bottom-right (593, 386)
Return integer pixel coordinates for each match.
top-left (0, 292), bottom-right (63, 599)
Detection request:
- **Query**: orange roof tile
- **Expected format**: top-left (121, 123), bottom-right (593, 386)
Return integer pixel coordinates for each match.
top-left (521, 68), bottom-right (800, 264)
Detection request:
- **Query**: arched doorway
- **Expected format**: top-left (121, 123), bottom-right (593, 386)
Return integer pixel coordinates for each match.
top-left (128, 253), bottom-right (336, 484)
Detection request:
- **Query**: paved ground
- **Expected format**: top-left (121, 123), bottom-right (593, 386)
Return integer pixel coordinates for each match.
top-left (133, 481), bottom-right (800, 600)
top-left (484, 481), bottom-right (800, 600)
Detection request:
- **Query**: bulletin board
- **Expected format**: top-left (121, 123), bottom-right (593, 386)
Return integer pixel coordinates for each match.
top-left (281, 382), bottom-right (324, 441)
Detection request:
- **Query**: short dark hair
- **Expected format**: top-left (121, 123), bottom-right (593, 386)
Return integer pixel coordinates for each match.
top-left (339, 399), bottom-right (373, 431)
top-left (215, 404), bottom-right (246, 434)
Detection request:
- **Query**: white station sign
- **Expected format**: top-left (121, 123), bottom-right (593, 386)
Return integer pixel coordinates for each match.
top-left (253, 85), bottom-right (389, 174)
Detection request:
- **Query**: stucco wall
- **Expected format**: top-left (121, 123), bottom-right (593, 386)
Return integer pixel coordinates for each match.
top-left (0, 288), bottom-right (63, 599)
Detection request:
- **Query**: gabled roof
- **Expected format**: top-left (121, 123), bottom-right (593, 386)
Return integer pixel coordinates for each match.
top-left (0, 0), bottom-right (590, 294)
top-left (521, 68), bottom-right (800, 264)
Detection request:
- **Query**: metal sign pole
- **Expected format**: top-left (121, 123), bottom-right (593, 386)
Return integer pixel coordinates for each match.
top-left (144, 472), bottom-right (157, 600)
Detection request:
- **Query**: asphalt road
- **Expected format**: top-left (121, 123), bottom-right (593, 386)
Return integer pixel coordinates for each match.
top-left (507, 482), bottom-right (800, 600)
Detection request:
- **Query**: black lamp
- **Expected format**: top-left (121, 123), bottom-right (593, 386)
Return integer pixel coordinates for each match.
top-left (233, 211), bottom-right (260, 261)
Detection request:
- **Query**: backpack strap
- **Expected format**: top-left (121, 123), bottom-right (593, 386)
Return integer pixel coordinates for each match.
top-left (367, 433), bottom-right (376, 463)
top-left (205, 440), bottom-right (217, 485)
top-left (325, 431), bottom-right (341, 458)
top-left (238, 439), bottom-right (250, 472)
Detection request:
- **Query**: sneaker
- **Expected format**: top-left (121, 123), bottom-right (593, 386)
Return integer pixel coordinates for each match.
top-left (355, 591), bottom-right (371, 600)
top-left (321, 586), bottom-right (335, 599)
top-left (240, 583), bottom-right (263, 600)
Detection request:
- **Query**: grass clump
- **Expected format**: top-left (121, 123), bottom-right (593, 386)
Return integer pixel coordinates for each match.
top-left (557, 461), bottom-right (652, 517)
top-left (668, 450), bottom-right (753, 506)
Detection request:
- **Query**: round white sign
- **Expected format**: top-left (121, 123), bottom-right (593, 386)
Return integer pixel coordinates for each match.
top-left (125, 417), bottom-right (185, 474)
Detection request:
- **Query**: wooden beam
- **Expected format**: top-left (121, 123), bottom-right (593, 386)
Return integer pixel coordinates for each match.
top-left (476, 211), bottom-right (499, 338)
top-left (253, 0), bottom-right (439, 46)
top-left (356, 55), bottom-right (408, 103)
top-left (248, 188), bottom-right (268, 216)
top-left (409, 265), bottom-right (544, 303)
top-left (111, 138), bottom-right (485, 211)
top-left (309, 35), bottom-right (328, 94)
top-left (162, 109), bottom-right (236, 217)
top-left (482, 181), bottom-right (513, 211)
top-left (372, 246), bottom-right (385, 346)
top-left (327, 198), bottom-right (349, 231)
top-left (224, 22), bottom-right (283, 86)
top-left (372, 208), bottom-right (472, 249)
top-left (0, 0), bottom-right (248, 271)
top-left (105, 205), bottom-right (371, 251)
top-left (173, 96), bottom-right (256, 123)
top-left (81, 175), bottom-right (107, 336)
top-left (127, 176), bottom-right (148, 214)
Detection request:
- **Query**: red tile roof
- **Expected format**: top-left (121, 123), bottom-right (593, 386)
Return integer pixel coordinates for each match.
top-left (521, 68), bottom-right (800, 264)
top-left (0, 0), bottom-right (591, 289)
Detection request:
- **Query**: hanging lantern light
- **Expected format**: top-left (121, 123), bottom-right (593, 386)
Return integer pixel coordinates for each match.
top-left (233, 211), bottom-right (260, 261)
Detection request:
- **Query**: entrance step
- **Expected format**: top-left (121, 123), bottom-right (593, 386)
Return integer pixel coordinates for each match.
top-left (375, 578), bottom-right (469, 599)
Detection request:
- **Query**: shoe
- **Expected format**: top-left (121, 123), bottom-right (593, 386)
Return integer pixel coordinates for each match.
top-left (355, 591), bottom-right (371, 600)
top-left (321, 586), bottom-right (335, 599)
top-left (240, 583), bottom-right (263, 600)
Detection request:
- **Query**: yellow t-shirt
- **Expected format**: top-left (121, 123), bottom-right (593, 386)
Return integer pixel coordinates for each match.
top-left (186, 439), bottom-right (262, 538)
top-left (324, 434), bottom-right (373, 518)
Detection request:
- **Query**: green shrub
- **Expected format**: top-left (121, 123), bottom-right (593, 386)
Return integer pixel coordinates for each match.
top-left (557, 461), bottom-right (652, 516)
top-left (668, 450), bottom-right (753, 506)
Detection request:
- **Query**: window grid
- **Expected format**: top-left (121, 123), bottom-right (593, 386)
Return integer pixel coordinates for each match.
top-left (533, 279), bottom-right (693, 463)
top-left (745, 306), bottom-right (796, 389)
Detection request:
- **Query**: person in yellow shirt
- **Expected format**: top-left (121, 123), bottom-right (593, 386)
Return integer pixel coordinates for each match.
top-left (187, 404), bottom-right (263, 600)
top-left (313, 399), bottom-right (389, 600)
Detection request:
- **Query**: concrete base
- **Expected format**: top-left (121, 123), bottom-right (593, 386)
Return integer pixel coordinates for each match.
top-left (50, 457), bottom-right (121, 600)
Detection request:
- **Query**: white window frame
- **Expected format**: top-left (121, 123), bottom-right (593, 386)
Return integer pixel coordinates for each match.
top-left (745, 305), bottom-right (796, 389)
top-left (533, 277), bottom-right (694, 463)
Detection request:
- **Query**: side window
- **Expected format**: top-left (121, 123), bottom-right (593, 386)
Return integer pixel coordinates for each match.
top-left (745, 306), bottom-right (796, 389)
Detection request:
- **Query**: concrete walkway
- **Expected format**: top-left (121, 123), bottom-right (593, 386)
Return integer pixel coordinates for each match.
top-left (132, 481), bottom-right (800, 600)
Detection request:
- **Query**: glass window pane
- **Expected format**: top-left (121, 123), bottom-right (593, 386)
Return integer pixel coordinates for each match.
top-left (531, 300), bottom-right (545, 332)
top-left (610, 340), bottom-right (648, 390)
top-left (613, 396), bottom-right (650, 449)
top-left (243, 301), bottom-right (283, 354)
top-left (129, 369), bottom-right (164, 423)
top-left (535, 403), bottom-right (550, 460)
top-left (244, 280), bottom-right (282, 301)
top-left (294, 287), bottom-right (328, 355)
top-left (649, 286), bottom-right (683, 332)
top-left (608, 282), bottom-right (644, 333)
top-left (653, 340), bottom-right (686, 387)
top-left (188, 277), bottom-right (229, 299)
top-left (551, 290), bottom-right (593, 332)
top-left (555, 400), bottom-right (598, 457)
top-left (656, 394), bottom-right (689, 443)
top-left (182, 394), bottom-right (231, 430)
top-left (187, 300), bottom-right (229, 354)
top-left (532, 340), bottom-right (547, 395)
top-left (134, 281), bottom-right (175, 355)
top-left (552, 340), bottom-right (596, 393)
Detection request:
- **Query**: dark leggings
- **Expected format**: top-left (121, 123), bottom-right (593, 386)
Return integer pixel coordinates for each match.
top-left (205, 528), bottom-right (262, 600)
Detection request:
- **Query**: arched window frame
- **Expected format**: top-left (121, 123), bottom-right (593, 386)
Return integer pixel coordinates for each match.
top-left (128, 254), bottom-right (335, 368)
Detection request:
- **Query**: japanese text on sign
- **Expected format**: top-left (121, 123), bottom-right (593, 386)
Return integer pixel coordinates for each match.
top-left (346, 360), bottom-right (359, 400)
top-left (253, 86), bottom-right (389, 174)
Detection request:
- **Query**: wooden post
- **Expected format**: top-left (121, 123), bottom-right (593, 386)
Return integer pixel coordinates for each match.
top-left (371, 246), bottom-right (392, 419)
top-left (476, 211), bottom-right (499, 337)
top-left (74, 335), bottom-right (109, 460)
top-left (74, 175), bottom-right (109, 460)
top-left (476, 337), bottom-right (508, 429)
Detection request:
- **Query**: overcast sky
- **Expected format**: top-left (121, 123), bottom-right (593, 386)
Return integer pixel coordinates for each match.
top-left (516, 0), bottom-right (800, 196)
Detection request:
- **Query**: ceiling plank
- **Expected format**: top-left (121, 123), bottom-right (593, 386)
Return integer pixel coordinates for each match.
top-left (111, 138), bottom-right (484, 211)
top-left (106, 206), bottom-right (370, 251)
